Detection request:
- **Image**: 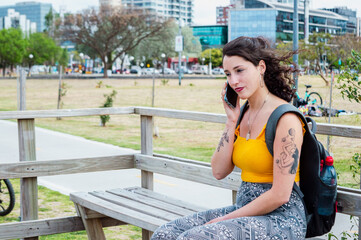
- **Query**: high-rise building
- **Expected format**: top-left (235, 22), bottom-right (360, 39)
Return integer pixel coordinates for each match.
top-left (0, 9), bottom-right (36, 36)
top-left (216, 6), bottom-right (231, 25)
top-left (122, 0), bottom-right (194, 25)
top-left (0, 2), bottom-right (52, 32)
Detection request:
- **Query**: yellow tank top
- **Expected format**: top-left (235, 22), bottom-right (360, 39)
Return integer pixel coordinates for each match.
top-left (232, 124), bottom-right (300, 183)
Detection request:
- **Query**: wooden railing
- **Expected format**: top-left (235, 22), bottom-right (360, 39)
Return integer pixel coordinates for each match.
top-left (0, 106), bottom-right (360, 239)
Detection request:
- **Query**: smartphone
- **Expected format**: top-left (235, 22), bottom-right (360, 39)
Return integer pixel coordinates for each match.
top-left (224, 83), bottom-right (238, 109)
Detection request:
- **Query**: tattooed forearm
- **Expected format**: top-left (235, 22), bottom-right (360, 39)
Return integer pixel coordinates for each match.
top-left (275, 128), bottom-right (299, 174)
top-left (217, 129), bottom-right (230, 152)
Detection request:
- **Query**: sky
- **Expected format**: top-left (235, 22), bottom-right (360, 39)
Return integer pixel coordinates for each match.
top-left (0, 0), bottom-right (360, 25)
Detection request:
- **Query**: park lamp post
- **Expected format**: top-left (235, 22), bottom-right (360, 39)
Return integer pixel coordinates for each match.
top-left (28, 54), bottom-right (33, 76)
top-left (175, 18), bottom-right (184, 86)
top-left (161, 53), bottom-right (166, 77)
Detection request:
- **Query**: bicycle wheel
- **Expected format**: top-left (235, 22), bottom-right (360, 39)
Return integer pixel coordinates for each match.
top-left (0, 179), bottom-right (15, 216)
top-left (306, 92), bottom-right (323, 106)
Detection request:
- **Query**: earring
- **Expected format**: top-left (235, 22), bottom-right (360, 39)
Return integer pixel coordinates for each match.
top-left (260, 74), bottom-right (264, 88)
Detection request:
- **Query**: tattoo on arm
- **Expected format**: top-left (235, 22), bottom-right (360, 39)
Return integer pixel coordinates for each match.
top-left (217, 129), bottom-right (230, 152)
top-left (275, 128), bottom-right (299, 175)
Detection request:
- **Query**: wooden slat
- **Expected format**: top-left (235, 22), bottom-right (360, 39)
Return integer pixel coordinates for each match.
top-left (90, 191), bottom-right (181, 221)
top-left (134, 154), bottom-right (242, 191)
top-left (108, 188), bottom-right (199, 216)
top-left (70, 191), bottom-right (166, 232)
top-left (0, 107), bottom-right (359, 138)
top-left (0, 216), bottom-right (121, 239)
top-left (315, 123), bottom-right (361, 139)
top-left (0, 107), bottom-right (135, 120)
top-left (126, 187), bottom-right (207, 212)
top-left (135, 106), bottom-right (227, 124)
top-left (0, 154), bottom-right (135, 179)
top-left (337, 188), bottom-right (361, 216)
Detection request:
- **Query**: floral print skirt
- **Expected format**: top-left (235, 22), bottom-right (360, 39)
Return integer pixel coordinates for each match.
top-left (151, 182), bottom-right (307, 240)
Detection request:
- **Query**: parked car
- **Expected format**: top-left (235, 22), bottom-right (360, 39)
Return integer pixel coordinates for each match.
top-left (191, 65), bottom-right (208, 74)
top-left (130, 69), bottom-right (139, 74)
top-left (160, 68), bottom-right (176, 75)
top-left (142, 68), bottom-right (159, 75)
top-left (212, 67), bottom-right (224, 75)
top-left (130, 66), bottom-right (142, 75)
top-left (175, 66), bottom-right (193, 74)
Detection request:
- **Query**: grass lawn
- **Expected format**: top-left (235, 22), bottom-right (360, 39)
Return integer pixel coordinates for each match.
top-left (0, 75), bottom-right (360, 238)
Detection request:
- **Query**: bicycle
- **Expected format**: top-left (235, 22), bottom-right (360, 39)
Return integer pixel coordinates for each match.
top-left (0, 179), bottom-right (15, 216)
top-left (295, 84), bottom-right (323, 107)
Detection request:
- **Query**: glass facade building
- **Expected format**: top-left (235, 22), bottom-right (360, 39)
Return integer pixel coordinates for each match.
top-left (322, 7), bottom-right (357, 35)
top-left (229, 9), bottom-right (277, 43)
top-left (229, 0), bottom-right (348, 44)
top-left (0, 2), bottom-right (52, 32)
top-left (191, 25), bottom-right (228, 50)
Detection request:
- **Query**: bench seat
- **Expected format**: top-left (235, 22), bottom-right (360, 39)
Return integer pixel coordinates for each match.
top-left (70, 187), bottom-right (207, 240)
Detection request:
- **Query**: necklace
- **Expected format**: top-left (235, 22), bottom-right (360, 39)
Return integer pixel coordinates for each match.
top-left (246, 92), bottom-right (270, 141)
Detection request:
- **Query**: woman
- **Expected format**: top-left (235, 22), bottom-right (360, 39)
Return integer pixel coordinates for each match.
top-left (151, 36), bottom-right (307, 239)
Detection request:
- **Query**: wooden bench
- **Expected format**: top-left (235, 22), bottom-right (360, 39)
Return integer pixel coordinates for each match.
top-left (69, 152), bottom-right (361, 240)
top-left (70, 186), bottom-right (207, 240)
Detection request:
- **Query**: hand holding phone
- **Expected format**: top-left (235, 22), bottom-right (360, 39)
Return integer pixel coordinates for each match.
top-left (224, 83), bottom-right (238, 109)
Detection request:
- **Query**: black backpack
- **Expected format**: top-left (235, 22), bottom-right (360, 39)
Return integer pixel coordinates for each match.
top-left (237, 102), bottom-right (337, 238)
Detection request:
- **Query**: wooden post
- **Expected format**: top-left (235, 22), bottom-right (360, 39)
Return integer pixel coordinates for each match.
top-left (232, 190), bottom-right (237, 205)
top-left (57, 65), bottom-right (63, 120)
top-left (17, 68), bottom-right (38, 240)
top-left (140, 115), bottom-right (153, 240)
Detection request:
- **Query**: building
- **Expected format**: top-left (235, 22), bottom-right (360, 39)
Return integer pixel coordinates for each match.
top-left (322, 7), bottom-right (357, 35)
top-left (191, 25), bottom-right (228, 50)
top-left (99, 0), bottom-right (122, 8)
top-left (0, 9), bottom-right (37, 36)
top-left (122, 0), bottom-right (194, 25)
top-left (228, 0), bottom-right (348, 44)
top-left (0, 2), bottom-right (52, 32)
top-left (216, 6), bottom-right (231, 25)
top-left (357, 17), bottom-right (361, 37)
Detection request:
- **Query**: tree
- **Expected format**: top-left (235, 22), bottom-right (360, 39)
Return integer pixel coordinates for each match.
top-left (199, 48), bottom-right (223, 68)
top-left (24, 32), bottom-right (61, 70)
top-left (128, 20), bottom-right (201, 70)
top-left (331, 34), bottom-right (361, 65)
top-left (302, 33), bottom-right (336, 86)
top-left (62, 7), bottom-right (171, 77)
top-left (181, 25), bottom-right (202, 57)
top-left (0, 28), bottom-right (26, 76)
top-left (337, 50), bottom-right (361, 103)
top-left (276, 33), bottom-right (337, 86)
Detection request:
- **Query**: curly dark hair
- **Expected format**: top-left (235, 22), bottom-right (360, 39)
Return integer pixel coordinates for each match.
top-left (222, 36), bottom-right (297, 102)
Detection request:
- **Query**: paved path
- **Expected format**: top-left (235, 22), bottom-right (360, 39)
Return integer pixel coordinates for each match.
top-left (0, 120), bottom-right (355, 239)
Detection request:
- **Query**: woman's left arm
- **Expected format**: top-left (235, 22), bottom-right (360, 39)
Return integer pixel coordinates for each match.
top-left (206, 113), bottom-right (303, 223)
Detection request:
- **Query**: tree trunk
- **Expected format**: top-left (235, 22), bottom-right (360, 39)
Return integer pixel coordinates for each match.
top-left (316, 61), bottom-right (330, 86)
top-left (103, 59), bottom-right (108, 78)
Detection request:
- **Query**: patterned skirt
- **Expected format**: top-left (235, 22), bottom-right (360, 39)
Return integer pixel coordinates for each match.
top-left (151, 182), bottom-right (307, 240)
